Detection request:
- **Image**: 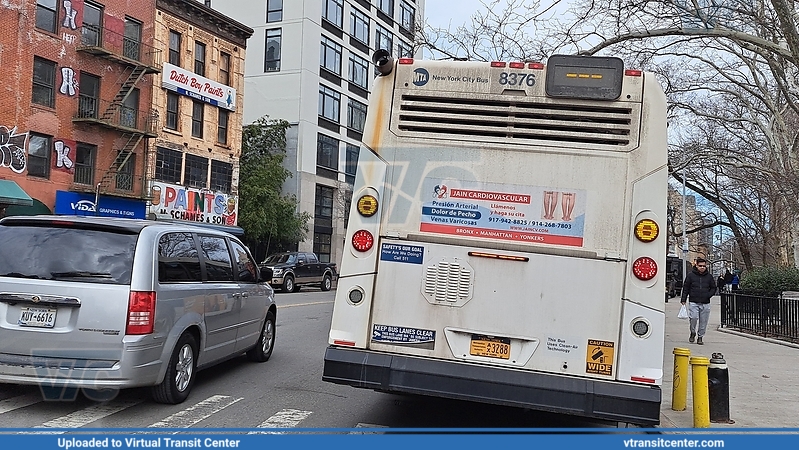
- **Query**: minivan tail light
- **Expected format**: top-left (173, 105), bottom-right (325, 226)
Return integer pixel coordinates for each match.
top-left (127, 291), bottom-right (156, 335)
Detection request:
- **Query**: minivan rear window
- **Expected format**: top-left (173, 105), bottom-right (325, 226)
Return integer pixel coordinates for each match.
top-left (0, 224), bottom-right (137, 285)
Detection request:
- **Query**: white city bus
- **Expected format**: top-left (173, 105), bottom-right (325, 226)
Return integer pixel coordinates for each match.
top-left (323, 52), bottom-right (668, 426)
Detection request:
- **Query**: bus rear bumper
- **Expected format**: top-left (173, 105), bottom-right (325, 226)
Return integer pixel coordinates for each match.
top-left (323, 346), bottom-right (661, 426)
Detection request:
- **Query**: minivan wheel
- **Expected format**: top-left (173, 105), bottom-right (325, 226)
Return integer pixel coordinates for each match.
top-left (152, 332), bottom-right (197, 404)
top-left (321, 274), bottom-right (332, 291)
top-left (247, 311), bottom-right (276, 362)
top-left (282, 275), bottom-right (295, 293)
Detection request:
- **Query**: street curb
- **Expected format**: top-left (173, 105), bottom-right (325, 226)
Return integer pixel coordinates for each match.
top-left (716, 326), bottom-right (799, 349)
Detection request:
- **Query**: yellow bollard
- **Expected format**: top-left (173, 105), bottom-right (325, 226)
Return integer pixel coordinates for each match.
top-left (672, 348), bottom-right (691, 411)
top-left (690, 356), bottom-right (711, 428)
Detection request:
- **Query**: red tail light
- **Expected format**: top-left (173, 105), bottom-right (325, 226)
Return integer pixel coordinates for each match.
top-left (625, 69), bottom-right (642, 77)
top-left (509, 62), bottom-right (525, 69)
top-left (632, 257), bottom-right (658, 281)
top-left (351, 230), bottom-right (374, 252)
top-left (127, 291), bottom-right (156, 335)
top-left (528, 62), bottom-right (544, 70)
top-left (398, 58), bottom-right (414, 64)
top-left (490, 61), bottom-right (507, 68)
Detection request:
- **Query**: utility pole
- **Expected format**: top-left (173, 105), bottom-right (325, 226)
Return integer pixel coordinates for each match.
top-left (682, 166), bottom-right (689, 281)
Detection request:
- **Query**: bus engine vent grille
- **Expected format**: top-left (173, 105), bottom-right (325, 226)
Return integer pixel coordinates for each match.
top-left (396, 94), bottom-right (638, 150)
top-left (422, 259), bottom-right (474, 304)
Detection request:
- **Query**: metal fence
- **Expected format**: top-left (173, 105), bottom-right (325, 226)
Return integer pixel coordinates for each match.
top-left (721, 292), bottom-right (799, 342)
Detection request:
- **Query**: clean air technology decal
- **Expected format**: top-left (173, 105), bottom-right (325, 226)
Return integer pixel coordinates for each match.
top-left (420, 178), bottom-right (587, 247)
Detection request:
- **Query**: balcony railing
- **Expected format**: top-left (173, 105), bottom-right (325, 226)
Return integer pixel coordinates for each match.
top-left (78, 24), bottom-right (161, 73)
top-left (74, 165), bottom-right (94, 186)
top-left (74, 97), bottom-right (158, 137)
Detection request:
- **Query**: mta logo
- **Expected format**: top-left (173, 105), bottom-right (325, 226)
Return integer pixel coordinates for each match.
top-left (413, 68), bottom-right (429, 86)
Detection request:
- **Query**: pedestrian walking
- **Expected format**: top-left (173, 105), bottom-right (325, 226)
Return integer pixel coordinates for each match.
top-left (731, 272), bottom-right (740, 291)
top-left (680, 257), bottom-right (717, 345)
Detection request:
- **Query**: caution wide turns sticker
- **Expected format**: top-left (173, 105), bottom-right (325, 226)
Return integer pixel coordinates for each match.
top-left (585, 339), bottom-right (615, 376)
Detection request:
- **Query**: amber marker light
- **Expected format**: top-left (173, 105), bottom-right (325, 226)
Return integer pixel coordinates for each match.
top-left (634, 219), bottom-right (659, 242)
top-left (356, 195), bottom-right (378, 217)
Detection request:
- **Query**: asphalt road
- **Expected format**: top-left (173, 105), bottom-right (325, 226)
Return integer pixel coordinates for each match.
top-left (0, 289), bottom-right (619, 430)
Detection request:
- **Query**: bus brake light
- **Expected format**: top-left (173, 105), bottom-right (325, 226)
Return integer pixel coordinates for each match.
top-left (490, 61), bottom-right (507, 68)
top-left (398, 58), bottom-right (414, 65)
top-left (625, 69), bottom-right (643, 77)
top-left (528, 62), bottom-right (544, 70)
top-left (509, 62), bottom-right (525, 69)
top-left (352, 230), bottom-right (374, 252)
top-left (632, 257), bottom-right (658, 281)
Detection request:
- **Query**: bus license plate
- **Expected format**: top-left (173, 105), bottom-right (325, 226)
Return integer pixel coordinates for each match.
top-left (469, 335), bottom-right (510, 359)
top-left (18, 307), bottom-right (57, 328)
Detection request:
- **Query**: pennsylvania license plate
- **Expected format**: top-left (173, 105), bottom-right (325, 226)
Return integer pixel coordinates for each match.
top-left (18, 306), bottom-right (57, 328)
top-left (469, 334), bottom-right (510, 359)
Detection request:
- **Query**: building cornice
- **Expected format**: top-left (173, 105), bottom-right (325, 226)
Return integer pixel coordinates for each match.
top-left (157, 0), bottom-right (254, 48)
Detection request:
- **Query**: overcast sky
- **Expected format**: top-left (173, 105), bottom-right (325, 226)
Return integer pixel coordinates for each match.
top-left (423, 0), bottom-right (486, 29)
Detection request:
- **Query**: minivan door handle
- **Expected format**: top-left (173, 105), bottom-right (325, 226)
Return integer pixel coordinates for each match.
top-left (232, 293), bottom-right (242, 299)
top-left (240, 292), bottom-right (248, 298)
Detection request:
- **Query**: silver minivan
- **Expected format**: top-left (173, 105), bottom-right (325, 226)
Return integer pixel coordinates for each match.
top-left (0, 216), bottom-right (276, 404)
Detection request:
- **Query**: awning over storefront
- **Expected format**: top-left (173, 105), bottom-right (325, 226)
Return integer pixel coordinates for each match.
top-left (5, 198), bottom-right (52, 216)
top-left (0, 180), bottom-right (33, 207)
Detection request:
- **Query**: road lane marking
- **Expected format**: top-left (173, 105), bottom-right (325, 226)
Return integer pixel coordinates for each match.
top-left (148, 395), bottom-right (242, 429)
top-left (34, 400), bottom-right (143, 432)
top-left (278, 301), bottom-right (334, 308)
top-left (0, 393), bottom-right (41, 415)
top-left (249, 409), bottom-right (313, 434)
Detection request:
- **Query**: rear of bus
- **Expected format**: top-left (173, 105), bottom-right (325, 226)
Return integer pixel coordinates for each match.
top-left (323, 53), bottom-right (668, 425)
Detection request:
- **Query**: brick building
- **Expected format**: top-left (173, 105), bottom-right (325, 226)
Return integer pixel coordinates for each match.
top-left (0, 0), bottom-right (251, 228)
top-left (0, 0), bottom-right (159, 217)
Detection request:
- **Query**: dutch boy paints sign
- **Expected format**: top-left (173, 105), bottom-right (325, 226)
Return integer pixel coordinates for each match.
top-left (161, 63), bottom-right (236, 111)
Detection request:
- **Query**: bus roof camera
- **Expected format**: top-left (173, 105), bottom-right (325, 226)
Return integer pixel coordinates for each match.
top-left (372, 49), bottom-right (394, 76)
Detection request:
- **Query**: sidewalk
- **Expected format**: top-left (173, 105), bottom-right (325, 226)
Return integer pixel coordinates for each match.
top-left (659, 295), bottom-right (799, 428)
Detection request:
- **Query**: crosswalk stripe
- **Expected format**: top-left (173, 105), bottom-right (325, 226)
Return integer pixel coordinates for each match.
top-left (35, 400), bottom-right (143, 432)
top-left (148, 395), bottom-right (242, 429)
top-left (0, 393), bottom-right (42, 415)
top-left (249, 409), bottom-right (313, 434)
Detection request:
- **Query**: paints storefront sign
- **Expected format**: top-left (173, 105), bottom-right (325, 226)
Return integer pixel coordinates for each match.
top-left (149, 182), bottom-right (238, 226)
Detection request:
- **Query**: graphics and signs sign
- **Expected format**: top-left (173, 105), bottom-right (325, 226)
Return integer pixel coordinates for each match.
top-left (148, 181), bottom-right (238, 226)
top-left (54, 190), bottom-right (146, 219)
top-left (162, 62), bottom-right (236, 111)
top-left (420, 178), bottom-right (586, 247)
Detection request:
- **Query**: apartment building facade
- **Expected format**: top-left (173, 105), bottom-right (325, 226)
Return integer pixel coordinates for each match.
top-left (148, 0), bottom-right (252, 231)
top-left (0, 0), bottom-right (160, 218)
top-left (213, 0), bottom-right (425, 263)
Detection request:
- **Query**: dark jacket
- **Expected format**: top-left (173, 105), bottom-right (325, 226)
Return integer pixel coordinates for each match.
top-left (681, 266), bottom-right (717, 304)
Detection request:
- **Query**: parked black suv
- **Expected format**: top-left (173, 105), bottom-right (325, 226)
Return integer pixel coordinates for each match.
top-left (259, 252), bottom-right (337, 293)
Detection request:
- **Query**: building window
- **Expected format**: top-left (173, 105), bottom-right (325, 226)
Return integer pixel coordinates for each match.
top-left (184, 154), bottom-right (208, 188)
top-left (35, 0), bottom-right (58, 33)
top-left (400, 1), bottom-right (415, 31)
top-left (169, 30), bottom-right (181, 66)
top-left (155, 147), bottom-right (183, 183)
top-left (347, 99), bottom-right (367, 132)
top-left (78, 72), bottom-right (100, 118)
top-left (378, 0), bottom-right (394, 18)
top-left (166, 92), bottom-right (179, 130)
top-left (194, 41), bottom-right (206, 76)
top-left (349, 54), bottom-right (369, 89)
top-left (345, 144), bottom-right (359, 184)
top-left (267, 0), bottom-right (283, 22)
top-left (350, 8), bottom-right (370, 45)
top-left (120, 88), bottom-right (139, 129)
top-left (313, 232), bottom-right (332, 263)
top-left (219, 52), bottom-right (230, 85)
top-left (265, 29), bottom-right (282, 72)
top-left (376, 24), bottom-right (393, 52)
top-left (32, 57), bottom-right (56, 108)
top-left (74, 143), bottom-right (95, 185)
top-left (322, 0), bottom-right (343, 28)
top-left (191, 101), bottom-right (204, 138)
top-left (316, 134), bottom-right (339, 175)
top-left (217, 109), bottom-right (229, 144)
top-left (81, 1), bottom-right (103, 47)
top-left (320, 36), bottom-right (342, 75)
top-left (397, 40), bottom-right (413, 58)
top-left (27, 133), bottom-right (51, 179)
top-left (210, 160), bottom-right (233, 192)
top-left (123, 17), bottom-right (142, 61)
top-left (115, 153), bottom-right (135, 191)
top-left (318, 85), bottom-right (340, 122)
